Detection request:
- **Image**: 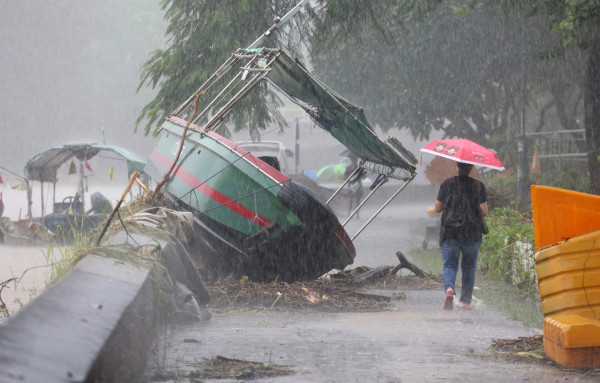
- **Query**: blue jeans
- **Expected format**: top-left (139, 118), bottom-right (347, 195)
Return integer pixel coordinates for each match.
top-left (441, 238), bottom-right (481, 304)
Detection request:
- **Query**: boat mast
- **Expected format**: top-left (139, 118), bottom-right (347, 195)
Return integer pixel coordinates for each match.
top-left (247, 0), bottom-right (309, 50)
top-left (172, 0), bottom-right (309, 116)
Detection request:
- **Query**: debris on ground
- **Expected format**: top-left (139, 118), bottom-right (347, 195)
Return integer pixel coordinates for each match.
top-left (491, 335), bottom-right (546, 362)
top-left (151, 355), bottom-right (298, 381)
top-left (490, 336), bottom-right (600, 375)
top-left (392, 251), bottom-right (440, 280)
top-left (206, 267), bottom-right (442, 313)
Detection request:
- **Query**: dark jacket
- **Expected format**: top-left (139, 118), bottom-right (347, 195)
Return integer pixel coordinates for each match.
top-left (437, 176), bottom-right (487, 243)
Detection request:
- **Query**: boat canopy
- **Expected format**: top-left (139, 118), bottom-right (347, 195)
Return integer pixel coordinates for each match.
top-left (262, 49), bottom-right (417, 175)
top-left (172, 48), bottom-right (417, 181)
top-left (25, 144), bottom-right (146, 183)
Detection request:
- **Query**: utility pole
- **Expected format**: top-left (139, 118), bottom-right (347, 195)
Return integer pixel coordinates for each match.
top-left (517, 5), bottom-right (529, 210)
top-left (295, 120), bottom-right (300, 174)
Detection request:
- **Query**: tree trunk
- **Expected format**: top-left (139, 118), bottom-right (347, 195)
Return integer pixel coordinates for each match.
top-left (585, 39), bottom-right (600, 195)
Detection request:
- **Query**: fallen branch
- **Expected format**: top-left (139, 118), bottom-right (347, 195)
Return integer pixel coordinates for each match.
top-left (392, 251), bottom-right (436, 279)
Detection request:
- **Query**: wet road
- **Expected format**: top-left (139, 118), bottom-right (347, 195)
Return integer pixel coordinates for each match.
top-left (144, 290), bottom-right (580, 383)
top-left (142, 200), bottom-right (596, 382)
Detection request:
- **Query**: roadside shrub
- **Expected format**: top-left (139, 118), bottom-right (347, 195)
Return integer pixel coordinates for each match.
top-left (479, 208), bottom-right (536, 295)
top-left (484, 171), bottom-right (517, 209)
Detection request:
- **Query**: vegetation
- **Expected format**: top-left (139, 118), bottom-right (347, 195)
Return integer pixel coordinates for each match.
top-left (478, 207), bottom-right (541, 326)
top-left (137, 0), bottom-right (600, 196)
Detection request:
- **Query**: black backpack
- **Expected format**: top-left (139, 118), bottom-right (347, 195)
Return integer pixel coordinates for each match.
top-left (442, 178), bottom-right (480, 235)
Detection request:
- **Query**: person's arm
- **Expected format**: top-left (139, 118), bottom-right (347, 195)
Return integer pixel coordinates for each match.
top-left (480, 201), bottom-right (488, 217)
top-left (434, 200), bottom-right (444, 213)
top-left (478, 180), bottom-right (488, 217)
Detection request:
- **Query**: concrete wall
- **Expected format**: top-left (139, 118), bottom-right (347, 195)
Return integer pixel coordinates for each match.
top-left (0, 249), bottom-right (156, 382)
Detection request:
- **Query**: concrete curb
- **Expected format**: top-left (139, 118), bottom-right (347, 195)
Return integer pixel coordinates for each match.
top-left (0, 247), bottom-right (156, 382)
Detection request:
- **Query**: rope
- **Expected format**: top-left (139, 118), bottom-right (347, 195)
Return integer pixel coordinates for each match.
top-left (116, 209), bottom-right (141, 248)
top-left (582, 240), bottom-right (598, 319)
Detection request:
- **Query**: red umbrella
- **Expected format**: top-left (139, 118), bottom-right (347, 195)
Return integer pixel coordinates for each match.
top-left (421, 138), bottom-right (505, 171)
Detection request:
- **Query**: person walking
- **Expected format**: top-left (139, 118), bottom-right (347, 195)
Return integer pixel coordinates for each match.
top-left (432, 162), bottom-right (488, 310)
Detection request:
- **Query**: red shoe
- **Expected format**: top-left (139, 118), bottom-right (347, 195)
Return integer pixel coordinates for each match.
top-left (444, 288), bottom-right (454, 310)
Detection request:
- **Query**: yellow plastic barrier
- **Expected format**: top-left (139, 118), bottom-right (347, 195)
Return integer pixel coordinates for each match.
top-left (531, 185), bottom-right (600, 252)
top-left (532, 186), bottom-right (600, 368)
top-left (535, 229), bottom-right (600, 318)
top-left (544, 315), bottom-right (600, 368)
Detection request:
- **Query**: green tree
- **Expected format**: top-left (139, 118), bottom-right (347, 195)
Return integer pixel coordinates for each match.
top-left (310, 0), bottom-right (596, 193)
top-left (553, 0), bottom-right (600, 194)
top-left (137, 0), bottom-right (599, 194)
top-left (309, 3), bottom-right (568, 160)
top-left (136, 0), bottom-right (317, 136)
top-left (135, 0), bottom-right (431, 136)
top-left (487, 0), bottom-right (600, 193)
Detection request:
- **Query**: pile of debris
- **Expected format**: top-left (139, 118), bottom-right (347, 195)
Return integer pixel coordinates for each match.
top-left (152, 355), bottom-right (296, 381)
top-left (207, 252), bottom-right (443, 313)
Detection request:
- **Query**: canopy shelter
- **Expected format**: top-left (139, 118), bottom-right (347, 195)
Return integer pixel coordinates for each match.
top-left (25, 144), bottom-right (146, 183)
top-left (171, 48), bottom-right (419, 241)
top-left (24, 144), bottom-right (146, 218)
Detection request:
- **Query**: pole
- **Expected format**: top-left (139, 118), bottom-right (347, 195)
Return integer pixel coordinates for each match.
top-left (247, 0), bottom-right (309, 49)
top-left (295, 120), bottom-right (300, 174)
top-left (351, 175), bottom-right (415, 241)
top-left (95, 171), bottom-right (140, 246)
top-left (517, 6), bottom-right (528, 210)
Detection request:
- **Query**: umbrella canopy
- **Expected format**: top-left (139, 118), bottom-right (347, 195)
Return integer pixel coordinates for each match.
top-left (421, 139), bottom-right (504, 171)
top-left (316, 163), bottom-right (348, 183)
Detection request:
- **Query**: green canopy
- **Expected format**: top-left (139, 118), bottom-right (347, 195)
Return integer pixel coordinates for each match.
top-left (25, 144), bottom-right (146, 183)
top-left (258, 49), bottom-right (417, 176)
top-left (174, 48), bottom-right (418, 180)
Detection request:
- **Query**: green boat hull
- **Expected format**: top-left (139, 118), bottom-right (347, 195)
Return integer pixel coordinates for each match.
top-left (145, 117), bottom-right (355, 281)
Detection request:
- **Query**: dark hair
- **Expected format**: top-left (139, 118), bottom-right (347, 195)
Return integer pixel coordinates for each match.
top-left (458, 162), bottom-right (473, 178)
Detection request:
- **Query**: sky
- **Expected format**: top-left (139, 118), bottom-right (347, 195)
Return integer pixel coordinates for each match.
top-left (0, 1), bottom-right (165, 175)
top-left (0, 1), bottom-right (433, 187)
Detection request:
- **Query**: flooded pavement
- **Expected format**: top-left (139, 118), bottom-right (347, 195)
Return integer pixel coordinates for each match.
top-left (144, 291), bottom-right (592, 383)
top-left (142, 200), bottom-right (596, 382)
top-left (0, 246), bottom-right (49, 318)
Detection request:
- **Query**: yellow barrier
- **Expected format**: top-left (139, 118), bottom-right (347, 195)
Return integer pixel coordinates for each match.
top-left (532, 186), bottom-right (600, 368)
top-left (531, 185), bottom-right (600, 252)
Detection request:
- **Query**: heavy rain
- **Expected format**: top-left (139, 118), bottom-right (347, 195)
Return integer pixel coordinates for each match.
top-left (1, 0), bottom-right (600, 382)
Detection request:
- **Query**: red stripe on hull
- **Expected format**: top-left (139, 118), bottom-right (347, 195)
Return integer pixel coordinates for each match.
top-left (150, 150), bottom-right (273, 227)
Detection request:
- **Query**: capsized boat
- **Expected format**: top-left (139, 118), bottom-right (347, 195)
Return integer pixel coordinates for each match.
top-left (145, 49), bottom-right (417, 282)
top-left (144, 6), bottom-right (417, 282)
top-left (24, 143), bottom-right (146, 241)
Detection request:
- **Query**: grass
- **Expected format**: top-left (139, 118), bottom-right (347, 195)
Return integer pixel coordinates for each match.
top-left (474, 279), bottom-right (543, 328)
top-left (408, 247), bottom-right (543, 328)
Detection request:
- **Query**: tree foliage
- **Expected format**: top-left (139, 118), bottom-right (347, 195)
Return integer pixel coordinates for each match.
top-left (310, 2), bottom-right (572, 160)
top-left (137, 0), bottom-right (600, 193)
top-left (136, 0), bottom-right (316, 136)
